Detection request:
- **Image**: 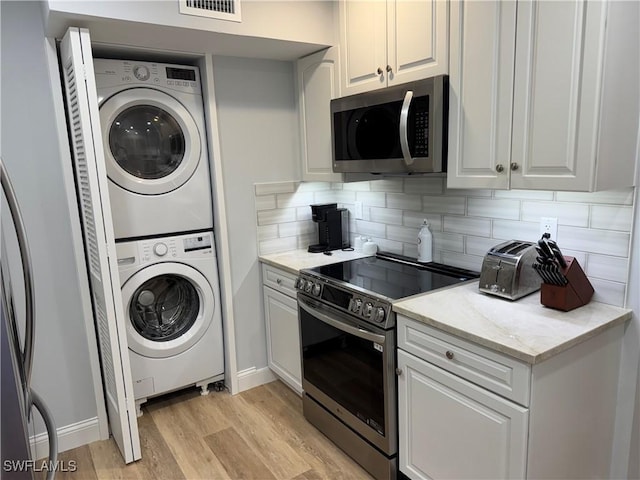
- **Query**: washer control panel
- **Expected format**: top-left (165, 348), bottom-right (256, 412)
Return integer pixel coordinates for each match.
top-left (117, 231), bottom-right (215, 265)
top-left (93, 59), bottom-right (201, 94)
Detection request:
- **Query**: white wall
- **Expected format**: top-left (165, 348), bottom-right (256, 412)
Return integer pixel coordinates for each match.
top-left (0, 0), bottom-right (99, 437)
top-left (212, 56), bottom-right (299, 372)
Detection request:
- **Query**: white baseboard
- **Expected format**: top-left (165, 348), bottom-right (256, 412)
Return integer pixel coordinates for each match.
top-left (30, 417), bottom-right (101, 460)
top-left (236, 366), bottom-right (277, 393)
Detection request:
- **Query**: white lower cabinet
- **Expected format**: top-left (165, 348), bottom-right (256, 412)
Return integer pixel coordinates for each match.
top-left (397, 314), bottom-right (625, 479)
top-left (262, 264), bottom-right (302, 394)
top-left (398, 350), bottom-right (528, 479)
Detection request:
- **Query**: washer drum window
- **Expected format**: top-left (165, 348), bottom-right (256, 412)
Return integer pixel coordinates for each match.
top-left (129, 274), bottom-right (198, 342)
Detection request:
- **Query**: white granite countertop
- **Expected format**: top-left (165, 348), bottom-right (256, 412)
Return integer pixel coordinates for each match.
top-left (393, 281), bottom-right (632, 364)
top-left (259, 249), bottom-right (372, 275)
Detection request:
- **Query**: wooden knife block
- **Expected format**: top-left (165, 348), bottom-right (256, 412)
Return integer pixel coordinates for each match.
top-left (540, 257), bottom-right (594, 311)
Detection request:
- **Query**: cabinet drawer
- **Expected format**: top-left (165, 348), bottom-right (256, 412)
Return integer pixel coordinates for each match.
top-left (397, 315), bottom-right (531, 406)
top-left (262, 264), bottom-right (298, 298)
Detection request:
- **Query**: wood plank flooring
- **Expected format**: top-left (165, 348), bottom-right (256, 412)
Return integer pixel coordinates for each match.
top-left (50, 381), bottom-right (373, 480)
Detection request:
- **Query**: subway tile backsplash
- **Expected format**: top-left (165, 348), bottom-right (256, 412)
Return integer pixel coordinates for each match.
top-left (254, 179), bottom-right (635, 307)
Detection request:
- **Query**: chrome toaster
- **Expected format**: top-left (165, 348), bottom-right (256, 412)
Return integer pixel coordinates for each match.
top-left (479, 240), bottom-right (542, 300)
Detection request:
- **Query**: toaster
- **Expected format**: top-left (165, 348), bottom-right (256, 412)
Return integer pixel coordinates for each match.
top-left (479, 240), bottom-right (542, 300)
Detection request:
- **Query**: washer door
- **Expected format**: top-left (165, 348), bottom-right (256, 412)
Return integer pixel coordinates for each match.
top-left (122, 263), bottom-right (214, 358)
top-left (100, 88), bottom-right (201, 195)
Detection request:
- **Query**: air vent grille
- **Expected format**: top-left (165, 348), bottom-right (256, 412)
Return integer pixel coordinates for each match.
top-left (179, 0), bottom-right (241, 22)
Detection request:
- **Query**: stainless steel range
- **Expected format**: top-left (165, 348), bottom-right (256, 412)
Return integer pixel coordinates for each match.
top-left (296, 253), bottom-right (479, 480)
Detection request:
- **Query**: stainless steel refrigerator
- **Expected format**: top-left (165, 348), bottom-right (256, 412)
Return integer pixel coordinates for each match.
top-left (1, 159), bottom-right (58, 480)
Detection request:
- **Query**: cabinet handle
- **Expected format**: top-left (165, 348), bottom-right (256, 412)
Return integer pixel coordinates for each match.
top-left (445, 350), bottom-right (455, 360)
top-left (377, 67), bottom-right (383, 75)
top-left (510, 162), bottom-right (520, 171)
top-left (496, 164), bottom-right (505, 173)
top-left (395, 368), bottom-right (403, 376)
top-left (386, 65), bottom-right (393, 73)
top-left (276, 278), bottom-right (282, 285)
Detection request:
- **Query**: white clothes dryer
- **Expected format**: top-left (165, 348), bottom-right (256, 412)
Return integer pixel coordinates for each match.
top-left (94, 59), bottom-right (213, 239)
top-left (116, 231), bottom-right (224, 414)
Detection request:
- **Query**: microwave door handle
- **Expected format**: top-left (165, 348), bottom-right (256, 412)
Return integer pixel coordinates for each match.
top-left (400, 90), bottom-right (414, 166)
top-left (298, 297), bottom-right (386, 344)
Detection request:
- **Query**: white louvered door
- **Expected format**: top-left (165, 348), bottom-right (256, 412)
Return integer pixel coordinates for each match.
top-left (59, 27), bottom-right (141, 463)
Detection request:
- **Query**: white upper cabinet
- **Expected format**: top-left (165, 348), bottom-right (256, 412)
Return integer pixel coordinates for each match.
top-left (447, 0), bottom-right (639, 192)
top-left (297, 47), bottom-right (344, 182)
top-left (339, 0), bottom-right (449, 96)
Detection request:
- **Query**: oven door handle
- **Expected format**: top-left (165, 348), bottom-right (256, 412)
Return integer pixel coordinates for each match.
top-left (299, 297), bottom-right (386, 344)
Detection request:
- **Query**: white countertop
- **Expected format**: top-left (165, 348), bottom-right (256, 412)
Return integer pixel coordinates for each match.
top-left (259, 249), bottom-right (372, 275)
top-left (393, 281), bottom-right (632, 364)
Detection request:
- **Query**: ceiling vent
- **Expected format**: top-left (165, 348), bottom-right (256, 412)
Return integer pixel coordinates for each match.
top-left (179, 0), bottom-right (241, 22)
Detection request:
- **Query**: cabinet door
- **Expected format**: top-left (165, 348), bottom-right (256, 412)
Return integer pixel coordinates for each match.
top-left (297, 48), bottom-right (343, 182)
top-left (398, 350), bottom-right (528, 480)
top-left (511, 0), bottom-right (606, 191)
top-left (387, 0), bottom-right (448, 86)
top-left (263, 286), bottom-right (302, 394)
top-left (339, 0), bottom-right (387, 95)
top-left (447, 0), bottom-right (516, 190)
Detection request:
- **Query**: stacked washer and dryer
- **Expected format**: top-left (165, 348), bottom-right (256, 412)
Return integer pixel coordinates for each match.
top-left (94, 59), bottom-right (224, 415)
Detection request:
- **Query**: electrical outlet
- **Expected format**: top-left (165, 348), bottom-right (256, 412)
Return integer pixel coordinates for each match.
top-left (354, 201), bottom-right (363, 220)
top-left (539, 217), bottom-right (558, 239)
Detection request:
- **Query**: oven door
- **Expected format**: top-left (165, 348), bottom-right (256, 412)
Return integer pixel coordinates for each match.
top-left (298, 294), bottom-right (396, 456)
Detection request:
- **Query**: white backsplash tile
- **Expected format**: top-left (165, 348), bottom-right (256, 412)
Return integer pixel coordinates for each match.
top-left (257, 208), bottom-right (296, 225)
top-left (387, 225), bottom-right (420, 244)
top-left (253, 181), bottom-right (634, 306)
top-left (556, 188), bottom-right (634, 205)
top-left (255, 194), bottom-right (277, 211)
top-left (560, 226), bottom-right (630, 257)
top-left (387, 193), bottom-right (422, 211)
top-left (370, 207), bottom-right (403, 226)
top-left (492, 220), bottom-right (539, 242)
top-left (370, 178), bottom-right (404, 192)
top-left (590, 278), bottom-right (627, 307)
top-left (255, 181), bottom-right (297, 196)
top-left (404, 177), bottom-right (444, 195)
top-left (590, 205), bottom-right (634, 231)
top-left (521, 201), bottom-right (590, 227)
top-left (279, 220), bottom-right (316, 238)
top-left (257, 224), bottom-right (278, 241)
top-left (494, 190), bottom-right (555, 201)
top-left (423, 195), bottom-right (466, 215)
top-left (356, 191), bottom-right (386, 207)
top-left (355, 219), bottom-right (386, 238)
top-left (468, 198), bottom-right (521, 220)
top-left (444, 216), bottom-right (491, 237)
top-left (586, 254), bottom-right (629, 283)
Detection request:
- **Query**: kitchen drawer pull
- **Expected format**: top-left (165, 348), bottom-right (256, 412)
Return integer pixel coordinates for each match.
top-left (276, 278), bottom-right (282, 285)
top-left (445, 350), bottom-right (455, 360)
top-left (496, 164), bottom-right (505, 173)
top-left (377, 67), bottom-right (383, 75)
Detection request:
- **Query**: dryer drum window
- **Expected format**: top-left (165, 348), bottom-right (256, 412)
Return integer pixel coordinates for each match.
top-left (130, 274), bottom-right (199, 342)
top-left (109, 105), bottom-right (186, 180)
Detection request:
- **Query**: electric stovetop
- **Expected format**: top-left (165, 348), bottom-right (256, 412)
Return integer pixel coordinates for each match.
top-left (307, 252), bottom-right (480, 301)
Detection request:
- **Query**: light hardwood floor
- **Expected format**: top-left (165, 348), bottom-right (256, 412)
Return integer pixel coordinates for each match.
top-left (51, 381), bottom-right (373, 479)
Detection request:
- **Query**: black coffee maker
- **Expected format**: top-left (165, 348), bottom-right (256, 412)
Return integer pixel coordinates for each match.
top-left (308, 203), bottom-right (349, 253)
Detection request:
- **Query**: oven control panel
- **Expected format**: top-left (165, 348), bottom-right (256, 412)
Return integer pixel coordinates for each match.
top-left (296, 274), bottom-right (393, 328)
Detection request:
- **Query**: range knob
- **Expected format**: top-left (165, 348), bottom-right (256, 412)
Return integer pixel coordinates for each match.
top-left (305, 281), bottom-right (313, 294)
top-left (296, 278), bottom-right (305, 290)
top-left (363, 302), bottom-right (374, 319)
top-left (312, 283), bottom-right (321, 296)
top-left (350, 298), bottom-right (363, 314)
top-left (374, 307), bottom-right (386, 323)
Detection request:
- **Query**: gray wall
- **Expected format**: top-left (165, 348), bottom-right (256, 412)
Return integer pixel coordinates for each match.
top-left (1, 1), bottom-right (98, 434)
top-left (212, 56), bottom-right (299, 372)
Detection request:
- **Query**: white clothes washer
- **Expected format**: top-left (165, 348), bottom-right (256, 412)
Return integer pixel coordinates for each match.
top-left (94, 59), bottom-right (213, 239)
top-left (116, 231), bottom-right (224, 414)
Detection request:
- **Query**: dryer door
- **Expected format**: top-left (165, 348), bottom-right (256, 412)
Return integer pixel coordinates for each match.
top-left (122, 263), bottom-right (214, 358)
top-left (100, 88), bottom-right (201, 195)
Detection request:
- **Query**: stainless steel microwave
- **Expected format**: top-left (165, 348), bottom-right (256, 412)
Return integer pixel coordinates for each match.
top-left (331, 75), bottom-right (448, 174)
